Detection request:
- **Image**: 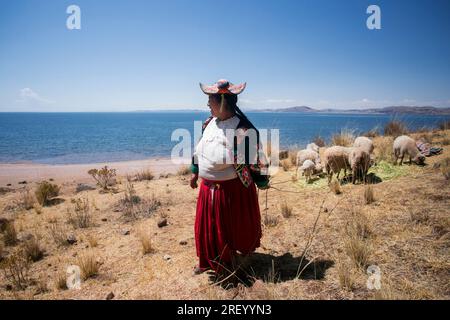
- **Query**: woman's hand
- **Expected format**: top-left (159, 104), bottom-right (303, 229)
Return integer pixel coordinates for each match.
top-left (190, 173), bottom-right (199, 189)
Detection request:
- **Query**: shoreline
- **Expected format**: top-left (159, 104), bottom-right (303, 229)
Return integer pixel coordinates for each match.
top-left (0, 157), bottom-right (187, 187)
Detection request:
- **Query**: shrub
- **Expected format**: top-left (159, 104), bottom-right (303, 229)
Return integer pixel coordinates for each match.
top-left (77, 252), bottom-right (99, 280)
top-left (280, 159), bottom-right (291, 171)
top-left (88, 166), bottom-right (117, 190)
top-left (438, 157), bottom-right (450, 180)
top-left (49, 223), bottom-right (70, 247)
top-left (0, 240), bottom-right (4, 260)
top-left (281, 201), bottom-right (293, 218)
top-left (176, 165), bottom-right (191, 176)
top-left (337, 260), bottom-right (354, 291)
top-left (331, 129), bottom-right (355, 147)
top-left (117, 192), bottom-right (161, 221)
top-left (138, 230), bottom-right (154, 255)
top-left (329, 178), bottom-right (341, 195)
top-left (375, 137), bottom-right (394, 163)
top-left (3, 221), bottom-right (17, 246)
top-left (19, 188), bottom-right (35, 210)
top-left (263, 214), bottom-right (279, 227)
top-left (35, 181), bottom-right (60, 206)
top-left (55, 272), bottom-right (68, 290)
top-left (67, 198), bottom-right (93, 228)
top-left (0, 250), bottom-right (31, 290)
top-left (23, 235), bottom-right (44, 262)
top-left (345, 234), bottom-right (371, 269)
top-left (363, 128), bottom-right (379, 138)
top-left (384, 121), bottom-right (408, 137)
top-left (135, 169), bottom-right (154, 181)
top-left (313, 136), bottom-right (326, 147)
top-left (438, 120), bottom-right (450, 131)
top-left (85, 233), bottom-right (98, 248)
top-left (364, 185), bottom-right (375, 205)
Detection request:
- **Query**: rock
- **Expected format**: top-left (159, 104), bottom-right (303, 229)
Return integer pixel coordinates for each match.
top-left (5, 284), bottom-right (13, 291)
top-left (157, 219), bottom-right (168, 228)
top-left (324, 207), bottom-right (328, 213)
top-left (106, 292), bottom-right (115, 300)
top-left (163, 254), bottom-right (171, 261)
top-left (179, 240), bottom-right (188, 246)
top-left (18, 181), bottom-right (27, 185)
top-left (122, 230), bottom-right (130, 236)
top-left (101, 218), bottom-right (107, 222)
top-left (6, 183), bottom-right (11, 186)
top-left (67, 234), bottom-right (77, 245)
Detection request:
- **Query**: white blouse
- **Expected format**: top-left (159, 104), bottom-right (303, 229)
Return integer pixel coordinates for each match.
top-left (195, 116), bottom-right (240, 181)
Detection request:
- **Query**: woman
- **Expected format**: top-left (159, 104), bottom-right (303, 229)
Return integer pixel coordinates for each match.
top-left (190, 79), bottom-right (270, 276)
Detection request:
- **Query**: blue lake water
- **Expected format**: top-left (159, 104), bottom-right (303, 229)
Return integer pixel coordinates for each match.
top-left (0, 112), bottom-right (448, 164)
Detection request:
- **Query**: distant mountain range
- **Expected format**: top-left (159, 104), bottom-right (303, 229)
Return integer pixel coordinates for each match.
top-left (253, 106), bottom-right (450, 115)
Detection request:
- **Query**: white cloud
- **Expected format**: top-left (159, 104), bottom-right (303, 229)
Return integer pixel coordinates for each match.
top-left (16, 88), bottom-right (53, 105)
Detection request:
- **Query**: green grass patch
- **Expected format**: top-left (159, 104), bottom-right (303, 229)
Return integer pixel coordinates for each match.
top-left (368, 161), bottom-right (409, 181)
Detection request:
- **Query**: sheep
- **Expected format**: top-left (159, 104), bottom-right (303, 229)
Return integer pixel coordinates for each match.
top-left (300, 159), bottom-right (315, 183)
top-left (353, 136), bottom-right (374, 154)
top-left (296, 149), bottom-right (321, 178)
top-left (323, 146), bottom-right (352, 183)
top-left (306, 142), bottom-right (320, 153)
top-left (393, 135), bottom-right (426, 165)
top-left (296, 149), bottom-right (321, 167)
top-left (349, 147), bottom-right (371, 184)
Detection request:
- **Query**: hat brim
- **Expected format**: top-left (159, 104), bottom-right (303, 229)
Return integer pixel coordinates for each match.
top-left (199, 82), bottom-right (246, 95)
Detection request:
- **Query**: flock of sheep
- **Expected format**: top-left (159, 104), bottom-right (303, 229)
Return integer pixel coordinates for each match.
top-left (295, 135), bottom-right (426, 184)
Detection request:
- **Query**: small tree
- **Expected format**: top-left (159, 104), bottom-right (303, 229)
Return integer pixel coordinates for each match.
top-left (88, 166), bottom-right (116, 191)
top-left (35, 181), bottom-right (60, 206)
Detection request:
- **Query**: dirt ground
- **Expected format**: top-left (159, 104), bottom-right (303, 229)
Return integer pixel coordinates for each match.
top-left (0, 130), bottom-right (449, 300)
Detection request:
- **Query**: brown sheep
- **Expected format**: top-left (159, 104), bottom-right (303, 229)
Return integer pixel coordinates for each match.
top-left (323, 146), bottom-right (352, 183)
top-left (349, 147), bottom-right (371, 184)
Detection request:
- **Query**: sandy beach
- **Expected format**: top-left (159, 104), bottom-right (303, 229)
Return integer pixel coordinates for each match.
top-left (0, 158), bottom-right (183, 187)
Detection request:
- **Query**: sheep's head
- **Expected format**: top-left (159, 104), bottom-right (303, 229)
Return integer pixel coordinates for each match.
top-left (314, 163), bottom-right (323, 173)
top-left (413, 154), bottom-right (426, 165)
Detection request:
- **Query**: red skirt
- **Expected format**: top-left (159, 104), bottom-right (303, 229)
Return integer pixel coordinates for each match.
top-left (195, 177), bottom-right (262, 272)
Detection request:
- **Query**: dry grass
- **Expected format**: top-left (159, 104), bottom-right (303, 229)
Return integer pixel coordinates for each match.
top-left (280, 159), bottom-right (291, 171)
top-left (331, 129), bottom-right (355, 147)
top-left (55, 272), bottom-right (68, 290)
top-left (49, 223), bottom-right (70, 247)
top-left (35, 181), bottom-right (60, 206)
top-left (329, 178), bottom-right (341, 195)
top-left (336, 260), bottom-right (355, 291)
top-left (85, 233), bottom-right (98, 248)
top-left (345, 234), bottom-right (371, 269)
top-left (313, 136), bottom-right (326, 147)
top-left (23, 235), bottom-right (44, 262)
top-left (3, 220), bottom-right (17, 246)
top-left (138, 229), bottom-right (155, 255)
top-left (373, 136), bottom-right (394, 163)
top-left (409, 210), bottom-right (430, 224)
top-left (176, 165), bottom-right (191, 176)
top-left (263, 214), bottom-right (279, 227)
top-left (364, 185), bottom-right (375, 204)
top-left (436, 157), bottom-right (450, 180)
top-left (134, 169), bottom-right (154, 181)
top-left (77, 252), bottom-right (99, 280)
top-left (19, 188), bottom-right (35, 210)
top-left (0, 240), bottom-right (4, 260)
top-left (438, 120), bottom-right (450, 130)
top-left (384, 120), bottom-right (408, 137)
top-left (0, 250), bottom-right (31, 290)
top-left (281, 201), bottom-right (293, 218)
top-left (67, 197), bottom-right (93, 228)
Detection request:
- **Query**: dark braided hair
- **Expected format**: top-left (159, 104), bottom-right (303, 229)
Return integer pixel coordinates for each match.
top-left (211, 94), bottom-right (257, 132)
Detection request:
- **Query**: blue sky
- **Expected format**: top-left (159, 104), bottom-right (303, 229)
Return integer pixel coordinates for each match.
top-left (0, 0), bottom-right (449, 111)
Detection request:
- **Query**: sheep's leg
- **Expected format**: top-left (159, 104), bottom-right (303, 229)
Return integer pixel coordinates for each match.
top-left (399, 154), bottom-right (404, 165)
top-left (352, 169), bottom-right (356, 184)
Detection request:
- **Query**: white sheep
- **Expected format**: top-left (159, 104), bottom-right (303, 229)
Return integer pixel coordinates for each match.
top-left (306, 142), bottom-right (320, 153)
top-left (393, 135), bottom-right (425, 165)
top-left (353, 136), bottom-right (374, 154)
top-left (300, 159), bottom-right (315, 183)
